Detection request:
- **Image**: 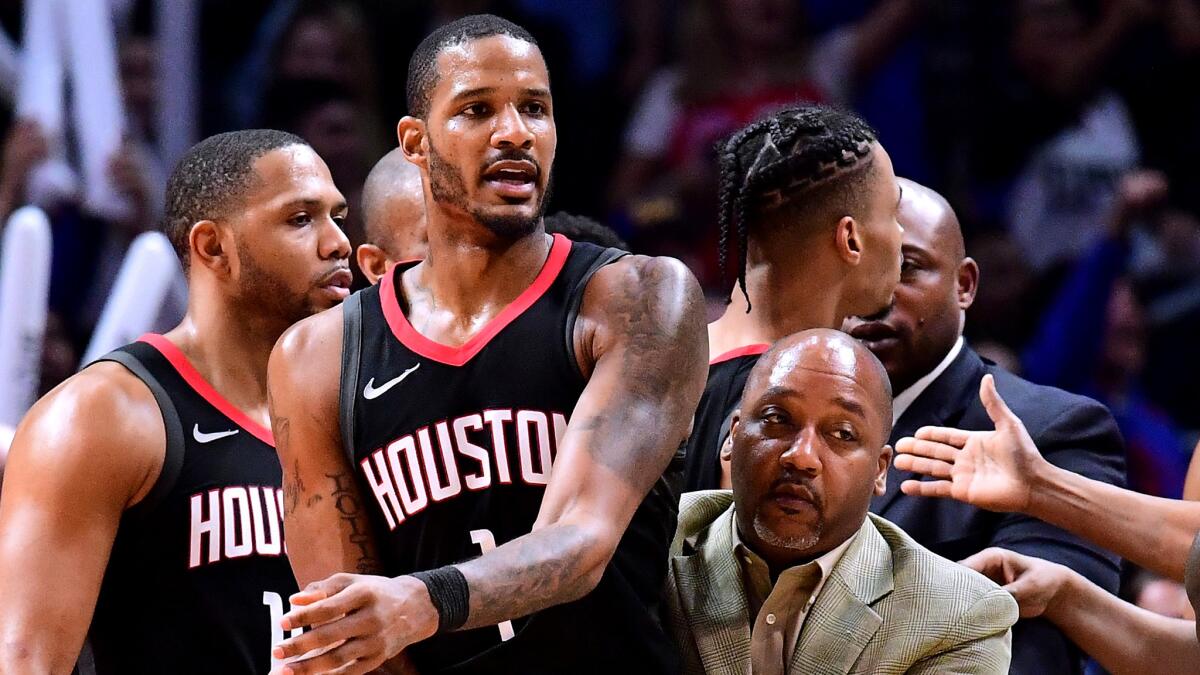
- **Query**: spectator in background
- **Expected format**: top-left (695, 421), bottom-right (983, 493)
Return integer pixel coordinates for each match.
top-left (226, 0), bottom-right (385, 138)
top-left (960, 0), bottom-right (1148, 269)
top-left (963, 230), bottom-right (1038, 353)
top-left (356, 147), bottom-right (427, 285)
top-left (1022, 170), bottom-right (1194, 498)
top-left (843, 178), bottom-right (1126, 674)
top-left (610, 0), bottom-right (922, 290)
top-left (261, 77), bottom-right (384, 270)
top-left (0, 26), bottom-right (170, 347)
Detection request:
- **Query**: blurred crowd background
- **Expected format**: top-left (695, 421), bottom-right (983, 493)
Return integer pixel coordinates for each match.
top-left (0, 0), bottom-right (1198, 627)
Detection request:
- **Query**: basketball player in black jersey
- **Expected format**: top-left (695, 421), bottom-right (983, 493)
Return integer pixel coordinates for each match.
top-left (682, 105), bottom-right (906, 492)
top-left (267, 15), bottom-right (708, 675)
top-left (0, 130), bottom-right (352, 674)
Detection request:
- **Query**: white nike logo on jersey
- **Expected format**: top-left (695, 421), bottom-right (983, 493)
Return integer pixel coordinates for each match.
top-left (193, 424), bottom-right (240, 443)
top-left (363, 363), bottom-right (421, 400)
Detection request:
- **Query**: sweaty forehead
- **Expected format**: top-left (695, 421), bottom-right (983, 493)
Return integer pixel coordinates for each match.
top-left (768, 338), bottom-right (873, 391)
top-left (432, 35), bottom-right (548, 104)
top-left (244, 145), bottom-right (336, 207)
top-left (748, 331), bottom-right (892, 420)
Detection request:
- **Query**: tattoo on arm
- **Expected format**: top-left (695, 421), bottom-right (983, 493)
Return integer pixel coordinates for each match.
top-left (582, 257), bottom-right (707, 477)
top-left (456, 525), bottom-right (592, 630)
top-left (327, 471), bottom-right (381, 574)
top-left (449, 257), bottom-right (707, 631)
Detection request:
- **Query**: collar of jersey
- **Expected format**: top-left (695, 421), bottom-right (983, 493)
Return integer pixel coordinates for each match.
top-left (379, 233), bottom-right (572, 367)
top-left (138, 333), bottom-right (275, 446)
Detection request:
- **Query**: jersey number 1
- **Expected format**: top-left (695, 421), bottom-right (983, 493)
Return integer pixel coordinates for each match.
top-left (471, 529), bottom-right (516, 642)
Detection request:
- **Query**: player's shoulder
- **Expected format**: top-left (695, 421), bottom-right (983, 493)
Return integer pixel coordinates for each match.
top-left (584, 254), bottom-right (702, 315)
top-left (269, 301), bottom-right (345, 405)
top-left (7, 362), bottom-right (164, 497)
top-left (32, 362), bottom-right (161, 441)
top-left (272, 300), bottom-right (345, 365)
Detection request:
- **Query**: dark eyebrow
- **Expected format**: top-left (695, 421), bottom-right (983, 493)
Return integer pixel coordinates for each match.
top-left (450, 86), bottom-right (498, 102)
top-left (281, 198), bottom-right (347, 212)
top-left (832, 395), bottom-right (868, 420)
top-left (761, 385), bottom-right (798, 400)
top-left (450, 86), bottom-right (550, 103)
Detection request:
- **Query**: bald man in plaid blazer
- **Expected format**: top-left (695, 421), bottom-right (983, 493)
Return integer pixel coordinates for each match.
top-left (667, 331), bottom-right (1017, 674)
top-left (667, 491), bottom-right (1017, 674)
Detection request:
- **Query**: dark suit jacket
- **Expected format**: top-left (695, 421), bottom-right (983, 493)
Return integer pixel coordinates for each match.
top-left (871, 344), bottom-right (1126, 675)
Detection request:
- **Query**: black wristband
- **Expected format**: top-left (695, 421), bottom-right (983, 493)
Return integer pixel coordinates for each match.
top-left (411, 565), bottom-right (470, 633)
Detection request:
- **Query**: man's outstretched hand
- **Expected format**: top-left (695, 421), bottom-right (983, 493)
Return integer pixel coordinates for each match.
top-left (894, 374), bottom-right (1051, 513)
top-left (961, 547), bottom-right (1073, 619)
top-left (272, 573), bottom-right (436, 675)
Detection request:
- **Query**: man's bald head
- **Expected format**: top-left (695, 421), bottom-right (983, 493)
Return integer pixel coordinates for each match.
top-left (897, 177), bottom-right (965, 263)
top-left (844, 179), bottom-right (980, 394)
top-left (357, 149), bottom-right (428, 283)
top-left (731, 328), bottom-right (894, 565)
top-left (745, 329), bottom-right (893, 434)
top-left (361, 148), bottom-right (427, 259)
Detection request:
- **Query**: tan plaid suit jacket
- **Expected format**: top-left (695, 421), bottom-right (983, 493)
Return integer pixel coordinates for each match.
top-left (665, 491), bottom-right (1018, 675)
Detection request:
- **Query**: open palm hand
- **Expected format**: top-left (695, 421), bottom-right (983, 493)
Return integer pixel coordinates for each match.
top-left (893, 374), bottom-right (1049, 514)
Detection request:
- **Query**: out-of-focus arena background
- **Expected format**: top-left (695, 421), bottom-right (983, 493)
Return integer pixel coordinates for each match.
top-left (0, 0), bottom-right (1198, 647)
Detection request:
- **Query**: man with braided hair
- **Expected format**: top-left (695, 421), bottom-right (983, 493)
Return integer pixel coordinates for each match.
top-left (683, 104), bottom-right (904, 491)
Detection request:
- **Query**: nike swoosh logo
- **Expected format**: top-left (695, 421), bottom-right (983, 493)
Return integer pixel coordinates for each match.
top-left (193, 424), bottom-right (240, 444)
top-left (363, 363), bottom-right (421, 400)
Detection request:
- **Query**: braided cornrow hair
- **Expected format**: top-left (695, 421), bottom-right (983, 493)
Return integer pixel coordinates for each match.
top-left (715, 104), bottom-right (878, 310)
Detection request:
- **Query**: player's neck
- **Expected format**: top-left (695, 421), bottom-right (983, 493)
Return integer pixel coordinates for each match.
top-left (162, 297), bottom-right (281, 417)
top-left (414, 224), bottom-right (553, 319)
top-left (708, 261), bottom-right (844, 360)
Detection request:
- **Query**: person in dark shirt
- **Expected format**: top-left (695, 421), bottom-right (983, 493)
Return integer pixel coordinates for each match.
top-left (843, 177), bottom-right (1126, 674)
top-left (683, 104), bottom-right (904, 491)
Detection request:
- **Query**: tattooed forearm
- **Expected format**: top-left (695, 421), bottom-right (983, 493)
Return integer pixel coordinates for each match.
top-left (453, 524), bottom-right (597, 630)
top-left (327, 470), bottom-right (382, 574)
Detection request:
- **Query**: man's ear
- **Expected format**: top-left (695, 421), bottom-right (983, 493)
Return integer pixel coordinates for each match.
top-left (835, 216), bottom-right (864, 266)
top-left (958, 257), bottom-right (980, 310)
top-left (189, 220), bottom-right (232, 277)
top-left (356, 244), bottom-right (393, 286)
top-left (398, 116), bottom-right (429, 169)
top-left (875, 444), bottom-right (893, 496)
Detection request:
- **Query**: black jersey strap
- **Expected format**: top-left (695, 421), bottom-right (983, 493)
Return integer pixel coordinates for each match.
top-left (564, 246), bottom-right (628, 378)
top-left (93, 349), bottom-right (185, 523)
top-left (339, 290), bottom-right (364, 465)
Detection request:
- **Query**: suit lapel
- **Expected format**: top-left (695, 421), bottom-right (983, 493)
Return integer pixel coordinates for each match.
top-left (671, 506), bottom-right (753, 675)
top-left (873, 347), bottom-right (987, 515)
top-left (789, 517), bottom-right (892, 674)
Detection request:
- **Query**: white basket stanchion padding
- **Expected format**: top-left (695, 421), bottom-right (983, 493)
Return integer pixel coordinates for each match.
top-left (0, 206), bottom-right (53, 427)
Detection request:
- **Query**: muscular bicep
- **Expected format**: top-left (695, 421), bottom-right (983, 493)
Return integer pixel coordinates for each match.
top-left (0, 370), bottom-right (159, 673)
top-left (535, 256), bottom-right (707, 534)
top-left (269, 314), bottom-right (383, 586)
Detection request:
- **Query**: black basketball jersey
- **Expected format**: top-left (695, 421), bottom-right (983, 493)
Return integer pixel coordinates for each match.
top-left (83, 335), bottom-right (299, 675)
top-left (681, 344), bottom-right (770, 492)
top-left (340, 234), bottom-right (680, 674)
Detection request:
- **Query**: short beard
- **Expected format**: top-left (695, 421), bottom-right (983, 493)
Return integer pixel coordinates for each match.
top-left (752, 509), bottom-right (822, 552)
top-left (427, 140), bottom-right (549, 239)
top-left (235, 237), bottom-right (315, 327)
